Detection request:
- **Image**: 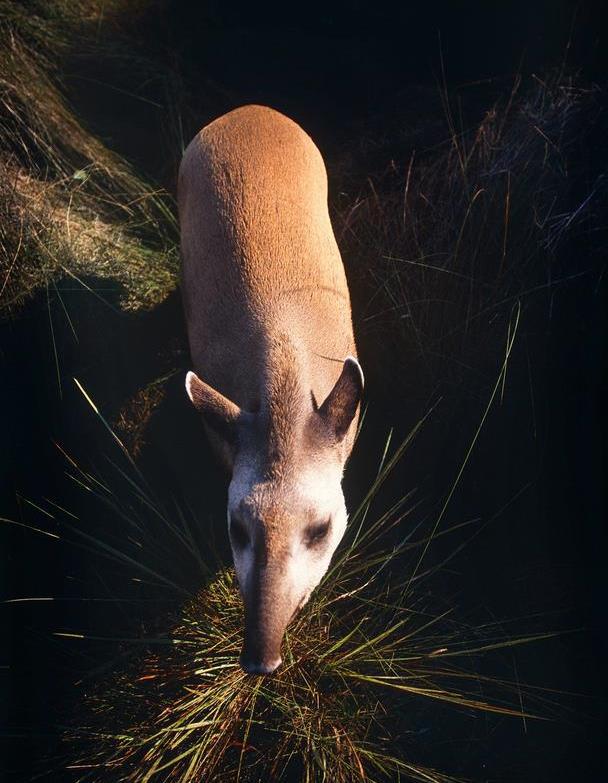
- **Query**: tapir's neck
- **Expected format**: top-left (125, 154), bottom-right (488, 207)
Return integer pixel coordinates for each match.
top-left (259, 332), bottom-right (310, 479)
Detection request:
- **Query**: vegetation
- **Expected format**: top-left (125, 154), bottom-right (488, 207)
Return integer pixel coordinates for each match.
top-left (335, 72), bottom-right (604, 399)
top-left (114, 372), bottom-right (177, 457)
top-left (1, 2), bottom-right (603, 781)
top-left (0, 0), bottom-right (178, 317)
top-left (57, 396), bottom-right (558, 783)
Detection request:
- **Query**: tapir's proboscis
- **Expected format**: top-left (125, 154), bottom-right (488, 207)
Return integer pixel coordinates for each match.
top-left (179, 105), bottom-right (363, 675)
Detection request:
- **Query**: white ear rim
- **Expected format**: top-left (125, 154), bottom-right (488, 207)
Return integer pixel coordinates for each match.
top-left (344, 355), bottom-right (364, 390)
top-left (185, 370), bottom-right (196, 403)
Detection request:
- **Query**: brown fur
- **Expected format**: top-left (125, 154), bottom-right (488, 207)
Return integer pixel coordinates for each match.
top-left (179, 105), bottom-right (361, 673)
top-left (179, 105), bottom-right (358, 469)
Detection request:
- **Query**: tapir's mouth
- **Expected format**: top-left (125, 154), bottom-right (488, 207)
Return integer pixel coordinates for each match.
top-left (240, 653), bottom-right (282, 676)
top-left (240, 591), bottom-right (311, 675)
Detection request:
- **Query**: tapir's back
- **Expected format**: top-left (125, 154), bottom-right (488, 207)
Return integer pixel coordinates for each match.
top-left (178, 105), bottom-right (355, 412)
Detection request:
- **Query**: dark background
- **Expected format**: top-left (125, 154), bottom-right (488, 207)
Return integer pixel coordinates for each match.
top-left (2, 1), bottom-right (606, 781)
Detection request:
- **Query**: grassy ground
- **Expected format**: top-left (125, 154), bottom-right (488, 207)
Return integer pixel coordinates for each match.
top-left (31, 394), bottom-right (562, 783)
top-left (334, 71), bottom-right (605, 408)
top-left (0, 0), bottom-right (178, 317)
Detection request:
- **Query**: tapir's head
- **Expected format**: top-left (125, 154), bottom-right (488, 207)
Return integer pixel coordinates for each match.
top-left (185, 357), bottom-right (363, 675)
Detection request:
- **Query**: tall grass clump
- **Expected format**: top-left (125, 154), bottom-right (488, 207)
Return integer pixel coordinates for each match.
top-left (336, 73), bottom-right (605, 394)
top-left (0, 0), bottom-right (178, 317)
top-left (7, 386), bottom-right (555, 783)
top-left (63, 462), bottom-right (556, 783)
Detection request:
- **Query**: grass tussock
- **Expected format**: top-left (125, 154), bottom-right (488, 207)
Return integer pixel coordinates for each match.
top-left (0, 0), bottom-right (178, 317)
top-left (52, 396), bottom-right (559, 783)
top-left (337, 73), bottom-right (604, 392)
top-left (69, 564), bottom-right (554, 783)
top-left (66, 549), bottom-right (554, 783)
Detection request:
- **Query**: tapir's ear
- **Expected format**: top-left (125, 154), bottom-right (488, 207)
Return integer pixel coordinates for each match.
top-left (318, 356), bottom-right (364, 442)
top-left (185, 371), bottom-right (243, 443)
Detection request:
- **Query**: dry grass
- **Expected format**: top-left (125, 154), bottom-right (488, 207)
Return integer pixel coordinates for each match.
top-left (65, 553), bottom-right (559, 783)
top-left (1, 375), bottom-right (564, 782)
top-left (336, 73), bottom-right (604, 394)
top-left (0, 0), bottom-right (178, 317)
top-left (33, 382), bottom-right (560, 783)
top-left (62, 494), bottom-right (558, 783)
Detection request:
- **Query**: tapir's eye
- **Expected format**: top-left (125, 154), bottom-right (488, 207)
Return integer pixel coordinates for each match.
top-left (230, 516), bottom-right (249, 550)
top-left (304, 519), bottom-right (331, 548)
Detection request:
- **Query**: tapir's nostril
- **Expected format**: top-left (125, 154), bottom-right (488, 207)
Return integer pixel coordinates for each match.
top-left (240, 655), bottom-right (282, 676)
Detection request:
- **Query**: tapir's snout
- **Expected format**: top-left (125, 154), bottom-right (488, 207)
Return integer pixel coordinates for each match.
top-left (239, 651), bottom-right (282, 675)
top-left (239, 569), bottom-right (291, 676)
top-left (239, 610), bottom-right (285, 675)
top-left (240, 631), bottom-right (283, 675)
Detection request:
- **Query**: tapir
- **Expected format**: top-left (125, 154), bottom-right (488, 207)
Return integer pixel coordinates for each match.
top-left (178, 105), bottom-right (363, 674)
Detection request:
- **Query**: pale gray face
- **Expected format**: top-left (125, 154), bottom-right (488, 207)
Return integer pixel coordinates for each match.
top-left (186, 356), bottom-right (363, 675)
top-left (227, 458), bottom-right (348, 673)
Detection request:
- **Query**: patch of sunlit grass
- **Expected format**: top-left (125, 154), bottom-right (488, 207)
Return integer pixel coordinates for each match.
top-left (64, 509), bottom-right (555, 782)
top-left (0, 0), bottom-right (178, 317)
top-left (49, 372), bottom-right (562, 783)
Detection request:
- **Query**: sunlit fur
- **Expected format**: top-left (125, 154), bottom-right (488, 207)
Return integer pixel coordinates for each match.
top-left (180, 105), bottom-right (362, 673)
